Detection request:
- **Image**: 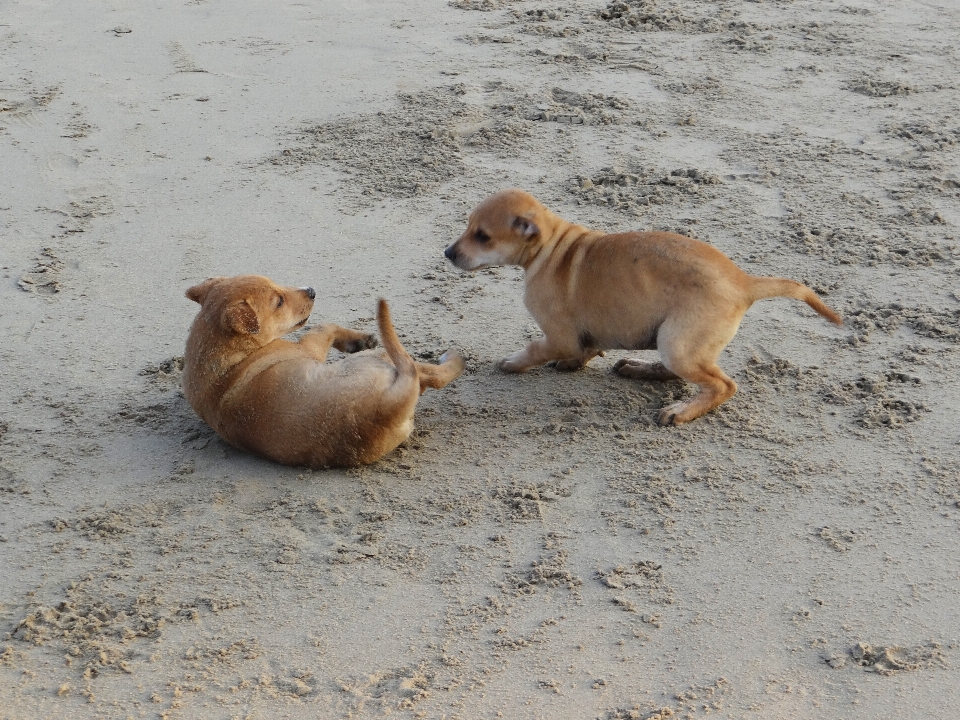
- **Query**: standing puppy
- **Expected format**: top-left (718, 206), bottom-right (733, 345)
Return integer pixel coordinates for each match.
top-left (444, 189), bottom-right (841, 426)
top-left (183, 275), bottom-right (463, 467)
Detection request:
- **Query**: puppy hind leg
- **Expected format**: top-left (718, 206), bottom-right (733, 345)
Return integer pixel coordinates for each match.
top-left (657, 362), bottom-right (737, 426)
top-left (415, 350), bottom-right (465, 393)
top-left (654, 312), bottom-right (742, 425)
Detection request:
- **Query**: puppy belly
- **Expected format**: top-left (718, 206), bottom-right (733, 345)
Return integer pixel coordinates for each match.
top-left (222, 376), bottom-right (416, 467)
top-left (577, 325), bottom-right (659, 352)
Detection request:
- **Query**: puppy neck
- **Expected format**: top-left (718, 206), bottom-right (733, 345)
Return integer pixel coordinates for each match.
top-left (185, 314), bottom-right (268, 384)
top-left (518, 214), bottom-right (597, 273)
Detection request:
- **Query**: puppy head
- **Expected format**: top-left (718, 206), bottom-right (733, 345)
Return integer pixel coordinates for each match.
top-left (186, 275), bottom-right (316, 343)
top-left (444, 189), bottom-right (546, 271)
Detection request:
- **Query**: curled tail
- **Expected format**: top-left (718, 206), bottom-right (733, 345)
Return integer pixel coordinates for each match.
top-left (377, 298), bottom-right (419, 381)
top-left (748, 276), bottom-right (843, 326)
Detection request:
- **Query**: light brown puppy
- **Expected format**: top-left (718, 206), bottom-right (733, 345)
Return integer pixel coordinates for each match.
top-left (182, 275), bottom-right (464, 467)
top-left (444, 189), bottom-right (842, 426)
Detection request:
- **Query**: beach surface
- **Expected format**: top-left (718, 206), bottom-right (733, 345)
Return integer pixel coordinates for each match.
top-left (1, 0), bottom-right (959, 718)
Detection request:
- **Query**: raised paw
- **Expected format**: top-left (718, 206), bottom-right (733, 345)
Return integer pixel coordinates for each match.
top-left (340, 333), bottom-right (378, 353)
top-left (438, 349), bottom-right (465, 370)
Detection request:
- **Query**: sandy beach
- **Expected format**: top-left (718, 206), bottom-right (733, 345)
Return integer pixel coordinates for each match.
top-left (2, 0), bottom-right (959, 717)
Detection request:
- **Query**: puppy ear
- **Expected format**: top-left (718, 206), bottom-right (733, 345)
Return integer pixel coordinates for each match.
top-left (185, 277), bottom-right (222, 305)
top-left (223, 300), bottom-right (260, 335)
top-left (512, 216), bottom-right (540, 241)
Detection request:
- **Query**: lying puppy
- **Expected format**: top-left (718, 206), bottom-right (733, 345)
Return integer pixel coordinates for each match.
top-left (444, 189), bottom-right (841, 426)
top-left (182, 275), bottom-right (463, 467)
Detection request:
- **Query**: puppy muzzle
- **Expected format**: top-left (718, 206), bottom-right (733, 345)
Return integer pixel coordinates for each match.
top-left (300, 286), bottom-right (316, 300)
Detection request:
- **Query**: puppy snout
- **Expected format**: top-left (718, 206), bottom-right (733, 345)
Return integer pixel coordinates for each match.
top-left (444, 245), bottom-right (458, 263)
top-left (300, 286), bottom-right (316, 300)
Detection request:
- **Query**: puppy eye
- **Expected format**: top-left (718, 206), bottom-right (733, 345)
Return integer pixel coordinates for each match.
top-left (474, 229), bottom-right (491, 243)
top-left (277, 295), bottom-right (284, 308)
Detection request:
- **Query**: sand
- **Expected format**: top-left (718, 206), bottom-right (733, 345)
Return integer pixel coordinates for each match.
top-left (1, 0), bottom-right (959, 718)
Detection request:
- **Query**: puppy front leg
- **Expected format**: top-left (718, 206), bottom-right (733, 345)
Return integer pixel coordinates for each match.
top-left (332, 327), bottom-right (378, 353)
top-left (499, 337), bottom-right (568, 373)
top-left (613, 358), bottom-right (680, 381)
top-left (300, 324), bottom-right (377, 361)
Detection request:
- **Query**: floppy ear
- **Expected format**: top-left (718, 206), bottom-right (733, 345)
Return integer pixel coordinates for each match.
top-left (512, 215), bottom-right (540, 241)
top-left (185, 277), bottom-right (222, 305)
top-left (223, 300), bottom-right (260, 335)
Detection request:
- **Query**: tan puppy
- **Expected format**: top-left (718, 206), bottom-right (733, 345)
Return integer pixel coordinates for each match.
top-left (182, 275), bottom-right (464, 467)
top-left (444, 189), bottom-right (842, 426)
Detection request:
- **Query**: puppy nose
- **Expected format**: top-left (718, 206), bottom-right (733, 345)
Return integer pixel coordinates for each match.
top-left (444, 246), bottom-right (457, 261)
top-left (301, 286), bottom-right (316, 300)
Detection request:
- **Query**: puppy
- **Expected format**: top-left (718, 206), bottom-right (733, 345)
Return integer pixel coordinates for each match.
top-left (182, 275), bottom-right (464, 467)
top-left (444, 189), bottom-right (842, 426)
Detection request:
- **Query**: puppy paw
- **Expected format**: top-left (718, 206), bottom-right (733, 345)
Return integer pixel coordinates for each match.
top-left (657, 402), bottom-right (686, 427)
top-left (438, 349), bottom-right (465, 369)
top-left (616, 358), bottom-right (679, 382)
top-left (343, 333), bottom-right (378, 353)
top-left (498, 352), bottom-right (528, 373)
top-left (616, 358), bottom-right (653, 378)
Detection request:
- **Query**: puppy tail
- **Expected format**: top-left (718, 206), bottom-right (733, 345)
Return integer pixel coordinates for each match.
top-left (377, 298), bottom-right (419, 383)
top-left (748, 276), bottom-right (843, 326)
